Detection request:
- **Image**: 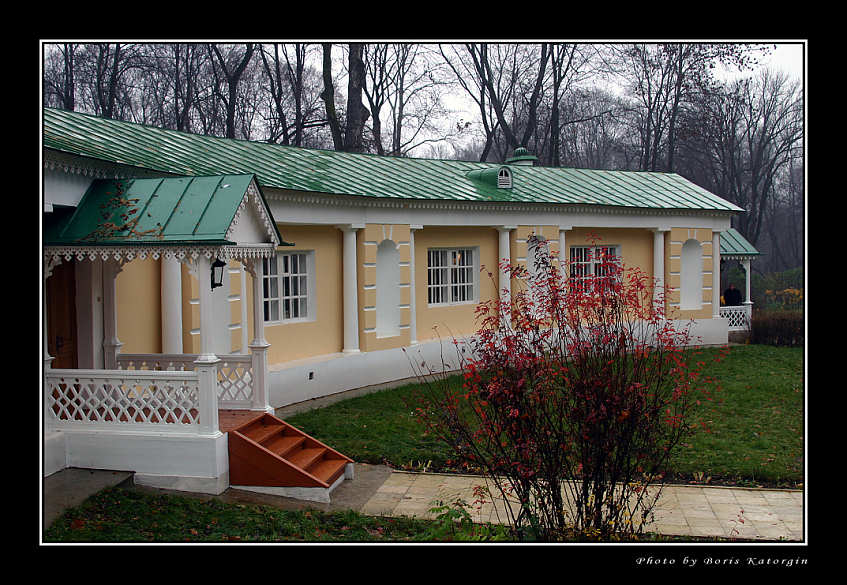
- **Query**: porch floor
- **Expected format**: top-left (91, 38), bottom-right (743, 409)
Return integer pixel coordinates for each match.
top-left (219, 409), bottom-right (266, 433)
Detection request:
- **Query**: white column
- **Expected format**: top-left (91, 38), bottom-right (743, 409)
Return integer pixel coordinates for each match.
top-left (43, 258), bottom-right (57, 370)
top-left (249, 257), bottom-right (271, 412)
top-left (409, 225), bottom-right (422, 345)
top-left (340, 225), bottom-right (362, 353)
top-left (160, 256), bottom-right (184, 354)
top-left (653, 229), bottom-right (668, 313)
top-left (195, 255), bottom-right (219, 364)
top-left (102, 259), bottom-right (124, 369)
top-left (742, 258), bottom-right (752, 305)
top-left (497, 226), bottom-right (516, 325)
top-left (194, 255), bottom-right (221, 434)
top-left (712, 231), bottom-right (722, 318)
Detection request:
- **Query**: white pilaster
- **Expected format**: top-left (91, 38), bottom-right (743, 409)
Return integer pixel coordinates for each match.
top-left (160, 256), bottom-right (184, 355)
top-left (339, 225), bottom-right (363, 353)
top-left (558, 226), bottom-right (571, 282)
top-left (653, 229), bottom-right (668, 313)
top-left (102, 259), bottom-right (124, 369)
top-left (409, 225), bottom-right (422, 345)
top-left (712, 231), bottom-right (722, 318)
top-left (497, 226), bottom-right (516, 325)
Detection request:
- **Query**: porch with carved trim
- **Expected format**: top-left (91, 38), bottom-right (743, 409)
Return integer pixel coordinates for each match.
top-left (42, 174), bottom-right (286, 492)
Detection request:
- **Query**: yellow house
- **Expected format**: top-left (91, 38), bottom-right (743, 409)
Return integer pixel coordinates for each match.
top-left (41, 109), bottom-right (754, 497)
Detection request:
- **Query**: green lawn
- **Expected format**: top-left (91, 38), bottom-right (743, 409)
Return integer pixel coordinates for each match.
top-left (43, 485), bottom-right (507, 542)
top-left (286, 344), bottom-right (804, 487)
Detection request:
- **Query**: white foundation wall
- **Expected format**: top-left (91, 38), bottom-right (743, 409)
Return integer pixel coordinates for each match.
top-left (52, 430), bottom-right (230, 494)
top-left (267, 317), bottom-right (728, 409)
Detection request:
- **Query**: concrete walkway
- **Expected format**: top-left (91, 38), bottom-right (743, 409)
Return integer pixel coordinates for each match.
top-left (357, 470), bottom-right (804, 541)
top-left (43, 465), bottom-right (804, 541)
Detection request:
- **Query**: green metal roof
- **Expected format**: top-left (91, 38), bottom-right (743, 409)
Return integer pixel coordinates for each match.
top-left (44, 174), bottom-right (285, 247)
top-left (720, 227), bottom-right (761, 258)
top-left (43, 107), bottom-right (743, 213)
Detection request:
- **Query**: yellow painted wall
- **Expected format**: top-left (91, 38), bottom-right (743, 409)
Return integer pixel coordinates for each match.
top-left (259, 225), bottom-right (345, 363)
top-left (116, 258), bottom-right (161, 353)
top-left (415, 227), bottom-right (499, 342)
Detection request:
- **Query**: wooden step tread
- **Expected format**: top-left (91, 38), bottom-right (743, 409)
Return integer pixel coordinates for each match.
top-left (307, 457), bottom-right (348, 484)
top-left (263, 434), bottom-right (305, 457)
top-left (243, 422), bottom-right (285, 444)
top-left (286, 447), bottom-right (326, 471)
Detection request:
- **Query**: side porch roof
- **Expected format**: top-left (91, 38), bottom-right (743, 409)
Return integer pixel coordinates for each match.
top-left (720, 228), bottom-right (761, 260)
top-left (43, 173), bottom-right (290, 262)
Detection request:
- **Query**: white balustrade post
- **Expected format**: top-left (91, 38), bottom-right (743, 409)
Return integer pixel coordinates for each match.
top-left (339, 224), bottom-right (362, 353)
top-left (249, 257), bottom-right (271, 412)
top-left (712, 231), bottom-right (722, 319)
top-left (409, 225), bottom-right (422, 345)
top-left (194, 255), bottom-right (221, 434)
top-left (102, 258), bottom-right (124, 369)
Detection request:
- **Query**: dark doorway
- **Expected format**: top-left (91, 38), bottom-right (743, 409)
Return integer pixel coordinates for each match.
top-left (47, 261), bottom-right (78, 369)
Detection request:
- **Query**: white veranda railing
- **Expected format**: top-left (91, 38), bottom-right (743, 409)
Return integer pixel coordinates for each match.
top-left (719, 304), bottom-right (752, 331)
top-left (45, 368), bottom-right (204, 433)
top-left (116, 353), bottom-right (254, 409)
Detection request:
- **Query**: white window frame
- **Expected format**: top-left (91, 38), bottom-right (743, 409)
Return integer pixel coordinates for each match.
top-left (262, 250), bottom-right (316, 324)
top-left (427, 247), bottom-right (478, 306)
top-left (569, 245), bottom-right (621, 292)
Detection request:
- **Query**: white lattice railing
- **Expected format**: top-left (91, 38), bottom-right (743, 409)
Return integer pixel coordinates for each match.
top-left (45, 368), bottom-right (203, 434)
top-left (117, 353), bottom-right (254, 409)
top-left (719, 304), bottom-right (752, 331)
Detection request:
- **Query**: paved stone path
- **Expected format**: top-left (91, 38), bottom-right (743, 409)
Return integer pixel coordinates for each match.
top-left (359, 471), bottom-right (804, 541)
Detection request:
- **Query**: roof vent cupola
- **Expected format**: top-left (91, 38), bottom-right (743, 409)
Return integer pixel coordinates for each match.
top-left (505, 146), bottom-right (537, 166)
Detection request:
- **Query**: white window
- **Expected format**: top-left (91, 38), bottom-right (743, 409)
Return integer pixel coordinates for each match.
top-left (569, 245), bottom-right (620, 292)
top-left (427, 247), bottom-right (476, 305)
top-left (262, 251), bottom-right (314, 323)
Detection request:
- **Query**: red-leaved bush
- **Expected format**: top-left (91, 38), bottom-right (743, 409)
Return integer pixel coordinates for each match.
top-left (409, 233), bottom-right (724, 540)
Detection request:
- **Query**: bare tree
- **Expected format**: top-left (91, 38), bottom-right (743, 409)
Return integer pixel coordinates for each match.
top-left (43, 43), bottom-right (77, 111)
top-left (608, 43), bottom-right (769, 172)
top-left (696, 69), bottom-right (803, 249)
top-left (319, 43), bottom-right (371, 153)
top-left (208, 43), bottom-right (256, 139)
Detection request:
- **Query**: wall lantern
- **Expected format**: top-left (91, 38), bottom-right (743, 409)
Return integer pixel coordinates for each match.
top-left (211, 258), bottom-right (227, 290)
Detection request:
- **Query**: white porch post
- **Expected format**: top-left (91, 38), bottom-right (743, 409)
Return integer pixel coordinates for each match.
top-left (160, 256), bottom-right (184, 354)
top-left (712, 231), bottom-right (722, 318)
top-left (498, 226), bottom-right (515, 325)
top-left (102, 259), bottom-right (124, 369)
top-left (653, 228), bottom-right (668, 313)
top-left (340, 224), bottom-right (362, 353)
top-left (742, 258), bottom-right (752, 305)
top-left (249, 257), bottom-right (271, 412)
top-left (193, 255), bottom-right (221, 435)
top-left (409, 225), bottom-right (422, 345)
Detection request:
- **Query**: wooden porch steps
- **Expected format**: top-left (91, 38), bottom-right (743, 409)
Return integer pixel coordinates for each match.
top-left (224, 411), bottom-right (353, 495)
